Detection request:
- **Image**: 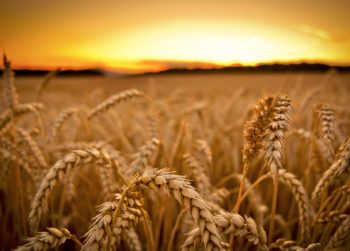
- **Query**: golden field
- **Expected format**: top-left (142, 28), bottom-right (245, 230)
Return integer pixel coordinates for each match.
top-left (1, 62), bottom-right (350, 251)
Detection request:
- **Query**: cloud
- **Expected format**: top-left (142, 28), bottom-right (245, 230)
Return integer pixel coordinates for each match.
top-left (297, 24), bottom-right (349, 43)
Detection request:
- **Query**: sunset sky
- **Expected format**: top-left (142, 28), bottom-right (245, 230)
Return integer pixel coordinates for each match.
top-left (1, 0), bottom-right (350, 73)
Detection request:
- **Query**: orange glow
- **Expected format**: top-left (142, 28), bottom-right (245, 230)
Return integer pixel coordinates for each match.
top-left (1, 1), bottom-right (349, 72)
top-left (61, 21), bottom-right (349, 72)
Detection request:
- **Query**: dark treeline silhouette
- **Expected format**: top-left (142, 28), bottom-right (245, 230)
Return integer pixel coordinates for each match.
top-left (1, 63), bottom-right (350, 77)
top-left (0, 69), bottom-right (104, 77)
top-left (138, 63), bottom-right (350, 76)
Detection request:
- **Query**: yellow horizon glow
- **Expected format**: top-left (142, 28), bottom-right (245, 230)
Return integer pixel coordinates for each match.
top-left (3, 21), bottom-right (350, 73)
top-left (40, 21), bottom-right (347, 72)
top-left (1, 1), bottom-right (349, 72)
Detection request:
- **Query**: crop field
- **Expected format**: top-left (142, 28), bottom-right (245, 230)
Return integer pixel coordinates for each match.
top-left (1, 58), bottom-right (350, 251)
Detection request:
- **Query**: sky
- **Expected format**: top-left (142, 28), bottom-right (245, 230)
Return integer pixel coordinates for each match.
top-left (1, 0), bottom-right (350, 73)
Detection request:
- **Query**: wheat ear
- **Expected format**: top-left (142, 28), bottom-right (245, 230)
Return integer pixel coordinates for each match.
top-left (122, 228), bottom-right (142, 251)
top-left (49, 107), bottom-right (77, 143)
top-left (317, 210), bottom-right (348, 224)
top-left (16, 127), bottom-right (47, 168)
top-left (278, 169), bottom-right (314, 240)
top-left (235, 96), bottom-right (275, 212)
top-left (135, 168), bottom-right (223, 251)
top-left (215, 211), bottom-right (268, 250)
top-left (314, 104), bottom-right (335, 147)
top-left (14, 227), bottom-right (81, 251)
top-left (312, 137), bottom-right (350, 207)
top-left (264, 95), bottom-right (292, 242)
top-left (88, 89), bottom-right (145, 119)
top-left (324, 216), bottom-right (350, 251)
top-left (36, 68), bottom-right (60, 98)
top-left (82, 191), bottom-right (143, 250)
top-left (28, 147), bottom-right (116, 231)
top-left (183, 153), bottom-right (212, 197)
top-left (270, 238), bottom-right (321, 251)
top-left (194, 139), bottom-right (213, 169)
top-left (129, 137), bottom-right (160, 175)
top-left (0, 103), bottom-right (43, 135)
top-left (181, 211), bottom-right (267, 251)
top-left (2, 54), bottom-right (19, 110)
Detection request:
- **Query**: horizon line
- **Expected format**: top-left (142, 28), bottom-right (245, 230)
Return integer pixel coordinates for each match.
top-left (5, 60), bottom-right (350, 73)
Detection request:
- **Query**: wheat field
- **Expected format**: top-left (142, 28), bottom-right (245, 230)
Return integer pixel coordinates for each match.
top-left (1, 56), bottom-right (350, 251)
